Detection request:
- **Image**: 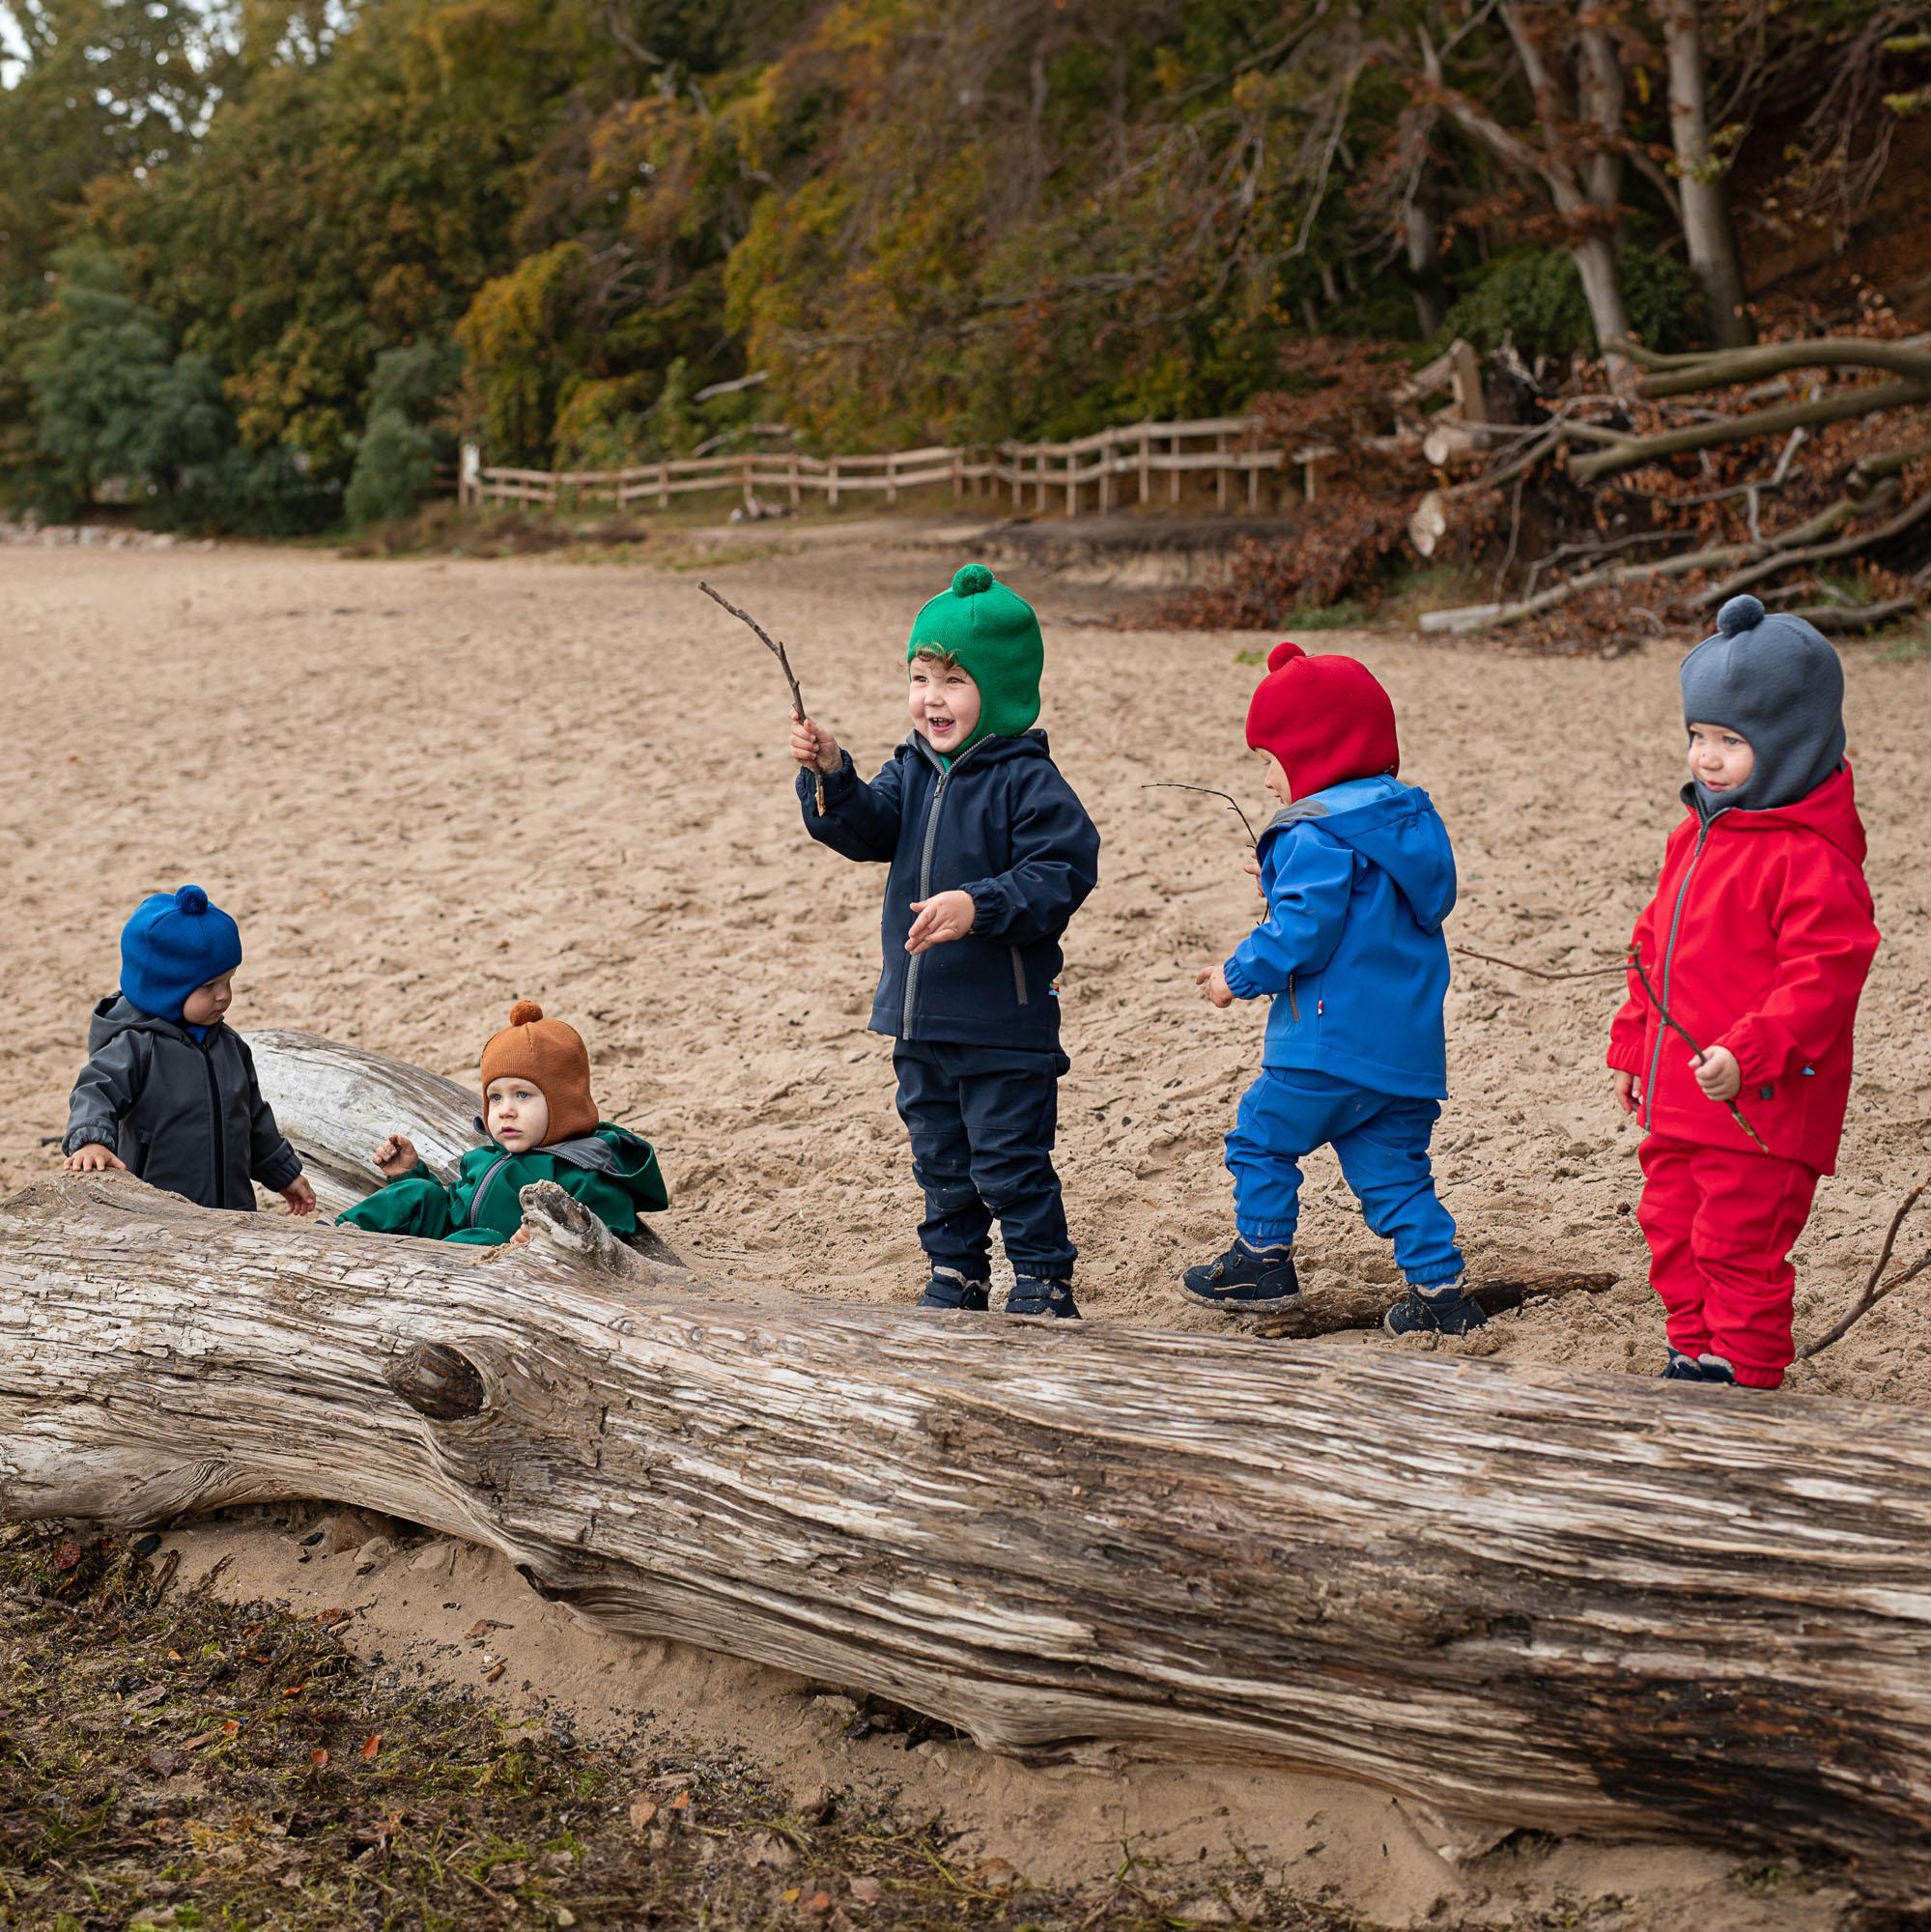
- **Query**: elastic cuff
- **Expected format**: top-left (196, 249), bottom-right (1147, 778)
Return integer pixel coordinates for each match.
top-left (1405, 1260), bottom-right (1466, 1291)
top-left (1717, 1023), bottom-right (1774, 1087)
top-left (1605, 1043), bottom-right (1645, 1075)
top-left (1236, 1217), bottom-right (1298, 1245)
top-left (1221, 956), bottom-right (1260, 1001)
top-left (804, 753), bottom-right (858, 813)
top-left (1731, 1362), bottom-right (1784, 1390)
top-left (62, 1122), bottom-right (114, 1157)
top-left (964, 881), bottom-right (1003, 936)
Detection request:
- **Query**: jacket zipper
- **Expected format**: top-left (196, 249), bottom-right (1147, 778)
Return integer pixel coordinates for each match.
top-left (1644, 818), bottom-right (1714, 1128)
top-left (1287, 973), bottom-right (1300, 1023)
top-left (469, 1152), bottom-right (517, 1227)
top-left (901, 738), bottom-right (988, 1037)
top-left (200, 1036), bottom-right (228, 1209)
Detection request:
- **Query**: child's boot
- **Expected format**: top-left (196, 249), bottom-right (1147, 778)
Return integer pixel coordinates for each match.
top-left (1660, 1349), bottom-right (1707, 1380)
top-left (1005, 1275), bottom-right (1081, 1320)
top-left (1182, 1238), bottom-right (1300, 1312)
top-left (1695, 1352), bottom-right (1739, 1385)
top-left (1383, 1276), bottom-right (1489, 1337)
top-left (916, 1266), bottom-right (990, 1313)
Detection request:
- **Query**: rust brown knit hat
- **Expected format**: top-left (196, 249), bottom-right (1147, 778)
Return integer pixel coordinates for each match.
top-left (479, 1000), bottom-right (598, 1143)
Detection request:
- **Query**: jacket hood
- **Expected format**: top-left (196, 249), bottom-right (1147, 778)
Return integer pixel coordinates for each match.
top-left (1260, 776), bottom-right (1457, 932)
top-left (466, 1120), bottom-right (664, 1203)
top-left (89, 993), bottom-right (197, 1053)
top-left (909, 726), bottom-right (1053, 771)
top-left (1680, 759), bottom-right (1866, 867)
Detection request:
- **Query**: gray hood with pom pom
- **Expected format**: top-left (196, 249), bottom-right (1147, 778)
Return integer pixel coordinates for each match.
top-left (1679, 593), bottom-right (1847, 815)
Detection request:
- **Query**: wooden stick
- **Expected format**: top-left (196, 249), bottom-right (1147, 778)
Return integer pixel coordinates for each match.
top-left (1452, 946), bottom-right (1626, 981)
top-left (1140, 782), bottom-right (1261, 847)
top-left (698, 580), bottom-right (825, 811)
top-left (1628, 945), bottom-right (1769, 1151)
top-left (1798, 1179), bottom-right (1931, 1360)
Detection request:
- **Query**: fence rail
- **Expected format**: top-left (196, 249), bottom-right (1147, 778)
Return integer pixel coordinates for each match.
top-left (457, 415), bottom-right (1342, 520)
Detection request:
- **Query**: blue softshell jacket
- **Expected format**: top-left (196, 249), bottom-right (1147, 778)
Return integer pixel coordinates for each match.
top-left (1221, 775), bottom-right (1457, 1099)
top-left (799, 730), bottom-right (1100, 1051)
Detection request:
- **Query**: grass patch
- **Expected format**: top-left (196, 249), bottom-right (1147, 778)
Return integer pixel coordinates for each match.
top-left (0, 1520), bottom-right (1376, 1932)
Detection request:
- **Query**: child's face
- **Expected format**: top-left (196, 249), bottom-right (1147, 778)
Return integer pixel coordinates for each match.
top-left (486, 1076), bottom-right (550, 1151)
top-left (182, 973), bottom-right (234, 1027)
top-left (1688, 721), bottom-right (1755, 796)
top-left (907, 654), bottom-right (981, 756)
top-left (1256, 748), bottom-right (1292, 807)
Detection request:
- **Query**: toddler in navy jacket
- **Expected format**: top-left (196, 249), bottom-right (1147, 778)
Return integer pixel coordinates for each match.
top-left (1186, 642), bottom-right (1485, 1336)
top-left (790, 564), bottom-right (1100, 1318)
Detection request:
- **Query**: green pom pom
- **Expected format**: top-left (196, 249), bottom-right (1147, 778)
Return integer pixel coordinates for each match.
top-left (951, 562), bottom-right (995, 597)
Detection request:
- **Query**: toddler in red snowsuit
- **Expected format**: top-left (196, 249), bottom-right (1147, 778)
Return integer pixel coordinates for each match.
top-left (1608, 593), bottom-right (1879, 1388)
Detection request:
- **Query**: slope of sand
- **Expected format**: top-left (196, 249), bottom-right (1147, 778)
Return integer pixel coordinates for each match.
top-left (7, 533), bottom-right (1928, 1925)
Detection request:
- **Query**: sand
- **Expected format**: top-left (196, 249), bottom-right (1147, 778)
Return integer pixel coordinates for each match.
top-left (7, 526), bottom-right (1928, 1923)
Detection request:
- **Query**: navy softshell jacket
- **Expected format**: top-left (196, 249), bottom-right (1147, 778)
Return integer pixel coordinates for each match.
top-left (799, 730), bottom-right (1100, 1052)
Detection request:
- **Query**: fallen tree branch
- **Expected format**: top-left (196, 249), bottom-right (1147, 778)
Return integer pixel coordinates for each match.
top-left (1610, 334), bottom-right (1931, 398)
top-left (1693, 484), bottom-right (1931, 608)
top-left (1798, 1177), bottom-right (1931, 1360)
top-left (11, 1170), bottom-right (1931, 1894)
top-left (698, 580), bottom-right (823, 811)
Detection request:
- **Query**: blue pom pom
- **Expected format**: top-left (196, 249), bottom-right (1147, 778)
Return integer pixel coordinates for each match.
top-left (951, 562), bottom-right (994, 597)
top-left (175, 884), bottom-right (209, 916)
top-left (1717, 594), bottom-right (1765, 638)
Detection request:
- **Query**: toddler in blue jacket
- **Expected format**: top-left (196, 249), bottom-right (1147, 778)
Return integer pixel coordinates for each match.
top-left (790, 564), bottom-right (1100, 1318)
top-left (1186, 642), bottom-right (1485, 1336)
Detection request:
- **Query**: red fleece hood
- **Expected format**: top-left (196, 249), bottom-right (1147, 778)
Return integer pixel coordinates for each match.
top-left (1244, 641), bottom-right (1400, 798)
top-left (1693, 761), bottom-right (1866, 866)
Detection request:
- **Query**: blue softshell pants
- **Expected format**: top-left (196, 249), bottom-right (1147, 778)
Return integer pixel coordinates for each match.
top-left (893, 1040), bottom-right (1076, 1281)
top-left (1226, 1068), bottom-right (1463, 1287)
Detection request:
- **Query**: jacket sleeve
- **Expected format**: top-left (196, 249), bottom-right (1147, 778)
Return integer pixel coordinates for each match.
top-left (240, 1040), bottom-right (303, 1191)
top-left (800, 751), bottom-right (905, 863)
top-left (63, 1032), bottom-right (147, 1155)
top-left (1717, 850), bottom-right (1880, 1087)
top-left (1222, 830), bottom-right (1354, 999)
top-left (959, 765), bottom-right (1100, 946)
top-left (1606, 884), bottom-right (1661, 1074)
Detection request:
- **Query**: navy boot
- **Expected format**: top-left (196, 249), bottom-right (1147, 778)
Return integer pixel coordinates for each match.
top-left (1005, 1275), bottom-right (1081, 1320)
top-left (1383, 1277), bottom-right (1489, 1337)
top-left (916, 1266), bottom-right (990, 1313)
top-left (1182, 1239), bottom-right (1301, 1312)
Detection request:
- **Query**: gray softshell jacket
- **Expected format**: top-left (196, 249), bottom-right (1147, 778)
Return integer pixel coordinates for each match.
top-left (63, 995), bottom-right (303, 1210)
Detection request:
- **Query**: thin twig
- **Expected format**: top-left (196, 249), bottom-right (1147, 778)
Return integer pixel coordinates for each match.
top-left (1798, 1179), bottom-right (1931, 1359)
top-left (698, 580), bottom-right (822, 811)
top-left (1452, 945), bottom-right (1625, 980)
top-left (1140, 782), bottom-right (1261, 847)
top-left (1628, 945), bottom-right (1769, 1151)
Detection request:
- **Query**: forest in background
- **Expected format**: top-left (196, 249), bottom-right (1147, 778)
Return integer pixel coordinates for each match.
top-left (0, 0), bottom-right (1926, 541)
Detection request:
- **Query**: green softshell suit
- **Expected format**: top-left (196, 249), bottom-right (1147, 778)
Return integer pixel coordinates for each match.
top-left (338, 1123), bottom-right (667, 1245)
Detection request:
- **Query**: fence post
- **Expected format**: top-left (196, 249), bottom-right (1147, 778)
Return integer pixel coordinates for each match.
top-left (1097, 433), bottom-right (1113, 517)
top-left (951, 451), bottom-right (962, 501)
top-left (659, 462), bottom-right (669, 511)
top-left (887, 453), bottom-right (898, 507)
top-left (1138, 428), bottom-right (1150, 508)
top-left (1304, 456), bottom-right (1319, 503)
top-left (1248, 461), bottom-right (1260, 512)
top-left (1170, 433), bottom-right (1180, 505)
top-left (460, 441), bottom-right (480, 509)
top-left (829, 459), bottom-right (839, 510)
top-left (789, 454), bottom-right (801, 509)
top-left (1215, 432), bottom-right (1229, 512)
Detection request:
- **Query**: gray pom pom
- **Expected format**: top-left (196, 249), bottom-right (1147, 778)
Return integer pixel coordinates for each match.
top-left (1717, 594), bottom-right (1765, 637)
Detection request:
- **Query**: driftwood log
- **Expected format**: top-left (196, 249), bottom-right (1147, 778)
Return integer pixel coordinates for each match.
top-left (7, 1173), bottom-right (1931, 1897)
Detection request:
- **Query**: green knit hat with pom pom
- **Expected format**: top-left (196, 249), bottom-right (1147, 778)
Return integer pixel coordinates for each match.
top-left (906, 562), bottom-right (1043, 753)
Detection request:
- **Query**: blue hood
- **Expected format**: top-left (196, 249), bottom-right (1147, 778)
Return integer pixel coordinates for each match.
top-left (1224, 776), bottom-right (1457, 1099)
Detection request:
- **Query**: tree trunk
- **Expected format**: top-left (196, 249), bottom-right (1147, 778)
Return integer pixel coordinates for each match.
top-left (1403, 201), bottom-right (1447, 337)
top-left (1660, 0), bottom-right (1753, 349)
top-left (7, 1172), bottom-right (1931, 1898)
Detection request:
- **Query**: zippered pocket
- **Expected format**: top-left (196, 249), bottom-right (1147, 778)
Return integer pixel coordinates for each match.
top-left (1286, 974), bottom-right (1300, 1023)
top-left (1009, 948), bottom-right (1029, 1006)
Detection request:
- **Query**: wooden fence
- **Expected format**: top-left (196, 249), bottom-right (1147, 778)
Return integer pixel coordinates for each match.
top-left (457, 416), bottom-right (1334, 521)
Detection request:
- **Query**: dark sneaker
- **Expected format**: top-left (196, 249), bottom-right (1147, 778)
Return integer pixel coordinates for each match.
top-left (1182, 1240), bottom-right (1300, 1312)
top-left (915, 1267), bottom-right (990, 1313)
top-left (1006, 1276), bottom-right (1081, 1320)
top-left (1661, 1350), bottom-right (1707, 1380)
top-left (1695, 1352), bottom-right (1738, 1385)
top-left (1383, 1278), bottom-right (1489, 1337)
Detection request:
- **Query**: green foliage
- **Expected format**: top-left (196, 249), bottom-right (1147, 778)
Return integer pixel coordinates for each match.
top-left (345, 406), bottom-right (437, 527)
top-left (1440, 245), bottom-right (1708, 360)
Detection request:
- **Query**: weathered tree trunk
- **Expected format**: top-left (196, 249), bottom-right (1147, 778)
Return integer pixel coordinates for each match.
top-left (7, 1173), bottom-right (1931, 1897)
top-left (1660, 0), bottom-right (1753, 350)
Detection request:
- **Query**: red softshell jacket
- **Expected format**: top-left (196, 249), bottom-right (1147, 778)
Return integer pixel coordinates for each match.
top-left (1607, 763), bottom-right (1879, 1175)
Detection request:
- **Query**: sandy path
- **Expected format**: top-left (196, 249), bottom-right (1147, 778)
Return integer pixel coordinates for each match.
top-left (9, 537), bottom-right (1927, 1397)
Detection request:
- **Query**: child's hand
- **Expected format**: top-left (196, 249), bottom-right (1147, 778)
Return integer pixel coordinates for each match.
top-left (280, 1176), bottom-right (318, 1217)
top-left (789, 714), bottom-right (841, 775)
top-left (1613, 1068), bottom-right (1642, 1115)
top-left (64, 1142), bottom-right (127, 1173)
top-left (1691, 1046), bottom-right (1741, 1102)
top-left (373, 1134), bottom-right (420, 1179)
top-left (906, 891), bottom-right (977, 953)
top-left (1196, 965), bottom-right (1235, 1009)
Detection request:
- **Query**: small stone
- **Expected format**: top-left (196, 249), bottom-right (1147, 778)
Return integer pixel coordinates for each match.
top-left (353, 1537), bottom-right (396, 1576)
top-left (327, 1508), bottom-right (393, 1554)
top-left (848, 1876), bottom-right (883, 1904)
top-left (976, 1859), bottom-right (1023, 1890)
top-left (798, 1784), bottom-right (836, 1825)
top-left (1174, 1898), bottom-right (1235, 1925)
top-left (809, 1694), bottom-right (858, 1723)
top-left (409, 1540), bottom-right (458, 1576)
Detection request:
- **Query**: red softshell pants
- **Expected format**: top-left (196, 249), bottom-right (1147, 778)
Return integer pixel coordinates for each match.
top-left (1636, 1136), bottom-right (1820, 1387)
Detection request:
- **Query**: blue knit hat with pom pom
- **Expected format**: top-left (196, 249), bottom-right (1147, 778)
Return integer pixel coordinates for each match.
top-left (120, 885), bottom-right (243, 1022)
top-left (1679, 594), bottom-right (1846, 814)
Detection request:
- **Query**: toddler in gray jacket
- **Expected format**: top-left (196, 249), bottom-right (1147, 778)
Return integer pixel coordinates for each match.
top-left (62, 885), bottom-right (316, 1216)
